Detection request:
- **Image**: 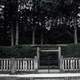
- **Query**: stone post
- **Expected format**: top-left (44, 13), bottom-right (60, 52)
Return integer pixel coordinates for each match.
top-left (10, 58), bottom-right (16, 74)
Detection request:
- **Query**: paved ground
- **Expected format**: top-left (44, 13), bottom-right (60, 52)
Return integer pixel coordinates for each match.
top-left (0, 77), bottom-right (28, 80)
top-left (0, 77), bottom-right (80, 80)
top-left (0, 73), bottom-right (80, 80)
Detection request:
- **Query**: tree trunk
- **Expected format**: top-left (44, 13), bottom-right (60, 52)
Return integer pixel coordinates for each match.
top-left (74, 18), bottom-right (78, 44)
top-left (11, 25), bottom-right (14, 47)
top-left (41, 32), bottom-right (43, 45)
top-left (15, 22), bottom-right (19, 46)
top-left (32, 29), bottom-right (35, 45)
top-left (74, 26), bottom-right (78, 44)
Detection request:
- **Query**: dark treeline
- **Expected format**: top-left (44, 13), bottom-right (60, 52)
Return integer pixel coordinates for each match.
top-left (0, 0), bottom-right (80, 46)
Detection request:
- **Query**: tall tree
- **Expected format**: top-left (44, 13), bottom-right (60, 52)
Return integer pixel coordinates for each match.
top-left (4, 0), bottom-right (18, 46)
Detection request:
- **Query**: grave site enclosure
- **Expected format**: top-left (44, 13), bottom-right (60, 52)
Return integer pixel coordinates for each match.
top-left (0, 44), bottom-right (80, 73)
top-left (0, 0), bottom-right (80, 80)
top-left (0, 45), bottom-right (80, 79)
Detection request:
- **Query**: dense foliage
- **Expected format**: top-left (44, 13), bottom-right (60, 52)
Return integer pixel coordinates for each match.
top-left (62, 44), bottom-right (80, 57)
top-left (0, 0), bottom-right (80, 45)
top-left (0, 45), bottom-right (36, 58)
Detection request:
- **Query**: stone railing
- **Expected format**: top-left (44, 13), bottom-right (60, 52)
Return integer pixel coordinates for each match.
top-left (62, 57), bottom-right (80, 71)
top-left (0, 57), bottom-right (38, 73)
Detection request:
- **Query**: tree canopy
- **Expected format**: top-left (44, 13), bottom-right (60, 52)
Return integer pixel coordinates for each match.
top-left (0, 0), bottom-right (80, 46)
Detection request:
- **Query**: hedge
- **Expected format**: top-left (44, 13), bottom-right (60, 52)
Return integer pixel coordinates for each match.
top-left (0, 44), bottom-right (80, 58)
top-left (62, 44), bottom-right (80, 57)
top-left (0, 45), bottom-right (36, 58)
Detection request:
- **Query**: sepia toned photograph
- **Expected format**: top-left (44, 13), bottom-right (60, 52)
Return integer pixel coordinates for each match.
top-left (0, 0), bottom-right (80, 80)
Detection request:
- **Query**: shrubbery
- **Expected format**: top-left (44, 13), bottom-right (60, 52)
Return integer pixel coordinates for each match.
top-left (0, 45), bottom-right (36, 58)
top-left (0, 44), bottom-right (80, 58)
top-left (62, 44), bottom-right (80, 57)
